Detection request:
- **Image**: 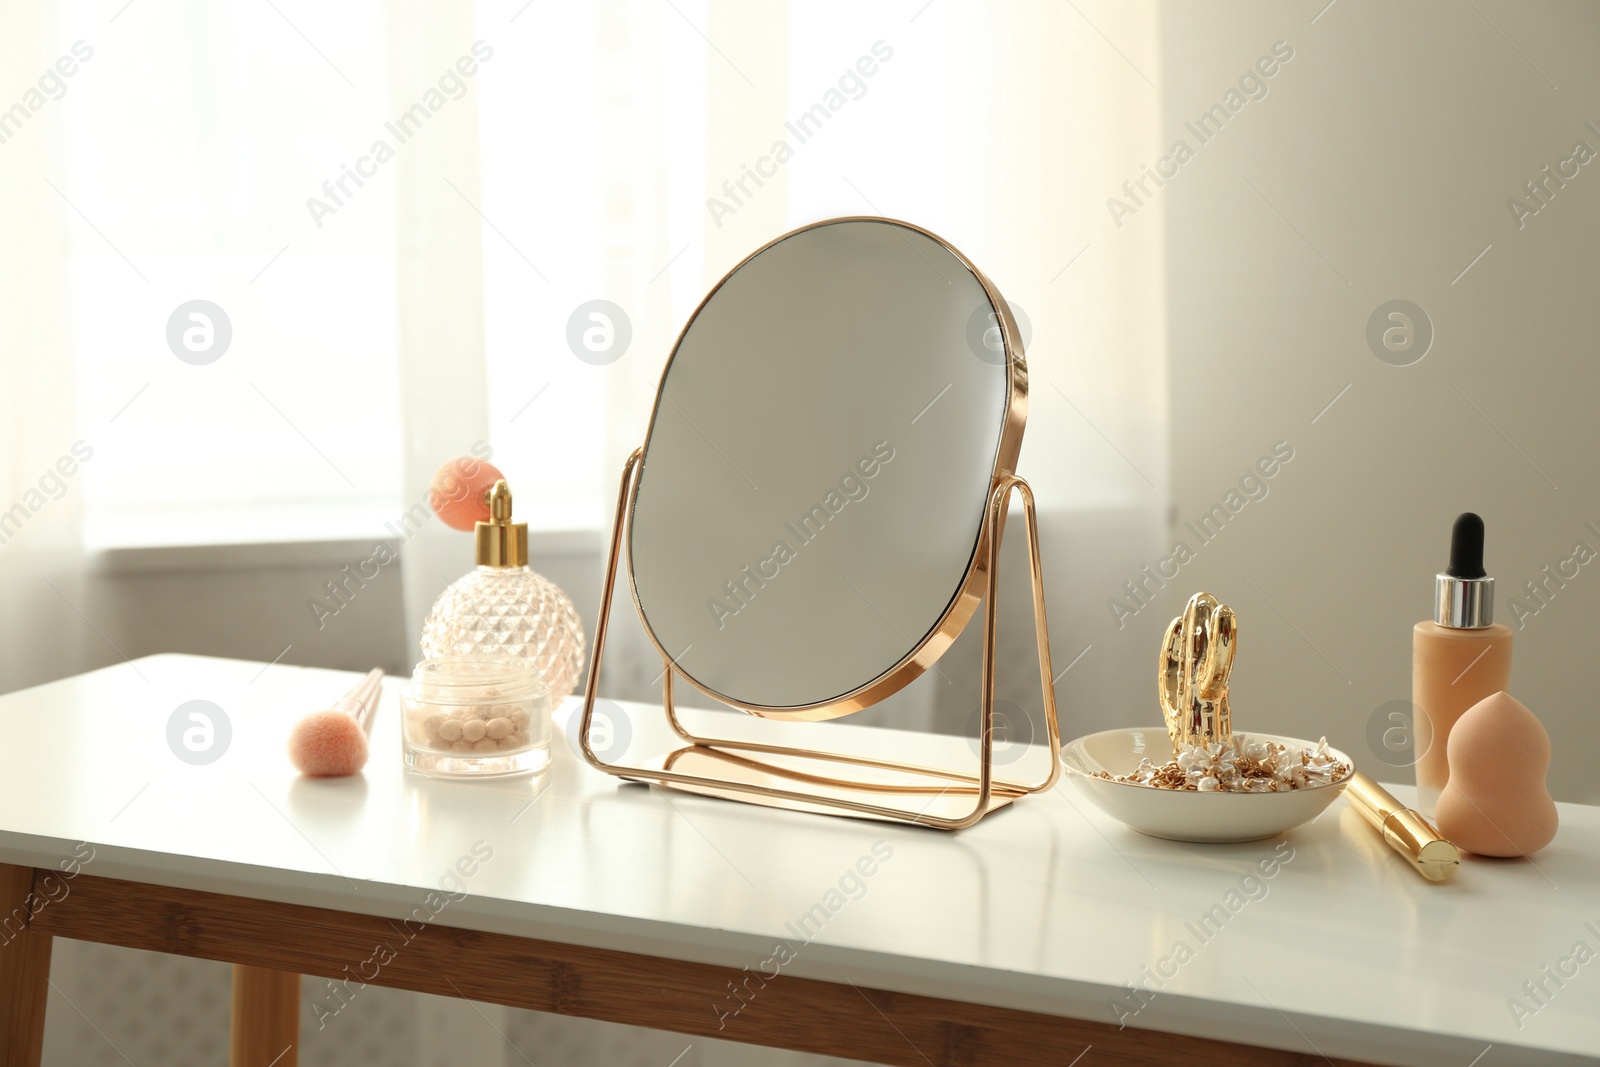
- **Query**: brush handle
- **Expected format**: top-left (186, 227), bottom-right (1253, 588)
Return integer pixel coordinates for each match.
top-left (332, 668), bottom-right (385, 734)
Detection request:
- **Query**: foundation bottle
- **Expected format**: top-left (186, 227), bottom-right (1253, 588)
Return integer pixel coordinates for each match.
top-left (1413, 513), bottom-right (1512, 816)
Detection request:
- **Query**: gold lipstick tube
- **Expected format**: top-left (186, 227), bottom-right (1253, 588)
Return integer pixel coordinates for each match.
top-left (1346, 773), bottom-right (1460, 882)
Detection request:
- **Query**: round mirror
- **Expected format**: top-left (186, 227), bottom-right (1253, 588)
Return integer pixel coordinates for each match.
top-left (628, 218), bottom-right (1025, 717)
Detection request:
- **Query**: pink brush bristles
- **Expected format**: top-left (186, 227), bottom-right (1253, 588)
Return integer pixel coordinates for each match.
top-left (288, 668), bottom-right (384, 777)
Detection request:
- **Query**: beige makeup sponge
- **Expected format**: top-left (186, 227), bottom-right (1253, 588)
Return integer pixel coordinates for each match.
top-left (1435, 691), bottom-right (1558, 857)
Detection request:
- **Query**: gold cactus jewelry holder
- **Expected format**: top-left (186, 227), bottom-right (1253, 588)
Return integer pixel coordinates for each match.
top-left (1158, 592), bottom-right (1238, 753)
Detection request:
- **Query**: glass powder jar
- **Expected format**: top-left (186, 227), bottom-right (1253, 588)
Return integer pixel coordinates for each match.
top-left (402, 655), bottom-right (551, 778)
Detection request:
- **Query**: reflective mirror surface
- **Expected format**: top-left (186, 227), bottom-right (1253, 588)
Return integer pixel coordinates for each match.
top-left (628, 219), bottom-right (1021, 714)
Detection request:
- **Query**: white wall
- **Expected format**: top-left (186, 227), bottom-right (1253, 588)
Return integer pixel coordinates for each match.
top-left (1156, 0), bottom-right (1600, 802)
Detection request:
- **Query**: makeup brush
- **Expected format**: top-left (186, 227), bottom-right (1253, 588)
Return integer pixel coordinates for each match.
top-left (288, 668), bottom-right (385, 777)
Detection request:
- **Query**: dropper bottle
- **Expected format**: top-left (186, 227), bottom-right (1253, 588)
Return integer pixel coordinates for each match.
top-left (1413, 513), bottom-right (1513, 816)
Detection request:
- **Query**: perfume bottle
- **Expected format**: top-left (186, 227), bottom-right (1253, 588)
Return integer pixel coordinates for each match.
top-left (420, 471), bottom-right (586, 704)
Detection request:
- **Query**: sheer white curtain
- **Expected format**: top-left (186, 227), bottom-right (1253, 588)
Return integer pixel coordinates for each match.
top-left (12, 1), bottom-right (1165, 1061)
top-left (0, 2), bottom-right (88, 696)
top-left (768, 1), bottom-right (1171, 735)
top-left (702, 2), bottom-right (1173, 739)
top-left (51, 2), bottom-right (404, 550)
top-left (470, 0), bottom-right (711, 524)
top-left (10, 0), bottom-right (1167, 719)
top-left (463, 0), bottom-right (1169, 733)
top-left (468, 0), bottom-right (1167, 530)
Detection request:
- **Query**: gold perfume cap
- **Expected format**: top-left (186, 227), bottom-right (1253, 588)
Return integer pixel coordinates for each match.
top-left (474, 480), bottom-right (528, 567)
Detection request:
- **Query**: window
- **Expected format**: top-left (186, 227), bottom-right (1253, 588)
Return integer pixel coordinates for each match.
top-left (59, 1), bottom-right (402, 547)
top-left (475, 0), bottom-right (708, 532)
top-left (53, 0), bottom-right (1163, 549)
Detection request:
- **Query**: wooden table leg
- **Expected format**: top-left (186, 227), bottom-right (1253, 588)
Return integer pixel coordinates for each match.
top-left (230, 964), bottom-right (299, 1067)
top-left (0, 864), bottom-right (53, 1067)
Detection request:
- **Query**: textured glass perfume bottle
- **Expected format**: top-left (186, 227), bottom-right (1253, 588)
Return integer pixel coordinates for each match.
top-left (420, 478), bottom-right (586, 704)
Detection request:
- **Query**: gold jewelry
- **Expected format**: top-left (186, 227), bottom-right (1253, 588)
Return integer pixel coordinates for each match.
top-left (1158, 592), bottom-right (1237, 753)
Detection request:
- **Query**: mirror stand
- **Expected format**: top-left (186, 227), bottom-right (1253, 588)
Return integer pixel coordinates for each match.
top-left (578, 448), bottom-right (1062, 831)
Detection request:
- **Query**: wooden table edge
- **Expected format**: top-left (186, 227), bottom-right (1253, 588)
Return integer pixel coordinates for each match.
top-left (1, 863), bottom-right (1379, 1067)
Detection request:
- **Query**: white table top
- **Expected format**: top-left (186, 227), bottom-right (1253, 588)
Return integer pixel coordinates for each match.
top-left (1, 654), bottom-right (1596, 1066)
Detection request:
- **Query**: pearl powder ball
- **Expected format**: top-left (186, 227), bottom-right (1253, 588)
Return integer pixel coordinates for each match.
top-left (408, 691), bottom-right (537, 757)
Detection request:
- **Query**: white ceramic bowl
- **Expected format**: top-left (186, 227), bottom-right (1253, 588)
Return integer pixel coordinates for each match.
top-left (1060, 727), bottom-right (1354, 843)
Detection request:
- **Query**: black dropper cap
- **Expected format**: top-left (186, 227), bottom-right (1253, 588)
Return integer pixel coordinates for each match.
top-left (1435, 512), bottom-right (1493, 627)
top-left (1446, 512), bottom-right (1487, 579)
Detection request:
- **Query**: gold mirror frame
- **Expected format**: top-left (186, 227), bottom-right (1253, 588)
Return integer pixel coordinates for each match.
top-left (579, 217), bottom-right (1061, 829)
